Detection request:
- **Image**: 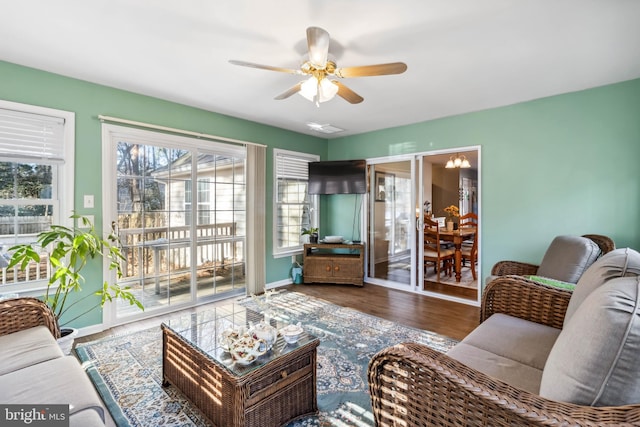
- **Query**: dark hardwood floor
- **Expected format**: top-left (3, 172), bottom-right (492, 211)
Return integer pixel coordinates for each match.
top-left (423, 281), bottom-right (478, 300)
top-left (284, 282), bottom-right (479, 341)
top-left (78, 282), bottom-right (480, 346)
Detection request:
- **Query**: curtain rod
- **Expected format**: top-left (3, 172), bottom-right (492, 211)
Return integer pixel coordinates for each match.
top-left (98, 115), bottom-right (267, 148)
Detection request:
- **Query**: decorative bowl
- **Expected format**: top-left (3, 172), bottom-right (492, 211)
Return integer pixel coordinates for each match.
top-left (323, 235), bottom-right (343, 243)
top-left (280, 323), bottom-right (304, 344)
top-left (228, 334), bottom-right (267, 365)
top-left (219, 327), bottom-right (244, 351)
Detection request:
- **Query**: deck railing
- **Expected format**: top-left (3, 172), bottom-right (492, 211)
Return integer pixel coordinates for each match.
top-left (118, 222), bottom-right (242, 279)
top-left (0, 221), bottom-right (242, 287)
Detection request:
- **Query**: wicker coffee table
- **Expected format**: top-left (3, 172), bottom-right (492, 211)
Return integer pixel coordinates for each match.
top-left (161, 304), bottom-right (319, 427)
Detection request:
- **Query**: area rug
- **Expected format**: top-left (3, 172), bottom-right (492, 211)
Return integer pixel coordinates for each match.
top-left (75, 290), bottom-right (458, 427)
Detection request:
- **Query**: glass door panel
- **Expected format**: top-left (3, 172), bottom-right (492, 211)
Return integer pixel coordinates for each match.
top-left (367, 161), bottom-right (415, 288)
top-left (113, 139), bottom-right (246, 320)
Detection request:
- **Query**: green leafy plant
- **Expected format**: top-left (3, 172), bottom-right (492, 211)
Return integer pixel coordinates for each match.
top-left (301, 227), bottom-right (319, 236)
top-left (8, 214), bottom-right (143, 326)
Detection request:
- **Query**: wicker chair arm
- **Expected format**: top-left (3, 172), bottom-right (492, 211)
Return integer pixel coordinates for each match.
top-left (582, 234), bottom-right (616, 254)
top-left (0, 297), bottom-right (60, 338)
top-left (369, 342), bottom-right (640, 427)
top-left (491, 260), bottom-right (539, 276)
top-left (481, 276), bottom-right (572, 329)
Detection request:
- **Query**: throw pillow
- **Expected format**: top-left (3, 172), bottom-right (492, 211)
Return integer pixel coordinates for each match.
top-left (540, 276), bottom-right (640, 406)
top-left (525, 275), bottom-right (576, 291)
top-left (536, 235), bottom-right (600, 284)
top-left (564, 247), bottom-right (640, 326)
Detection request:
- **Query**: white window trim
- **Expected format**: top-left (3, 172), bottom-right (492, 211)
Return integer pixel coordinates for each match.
top-left (0, 100), bottom-right (75, 295)
top-left (272, 148), bottom-right (319, 258)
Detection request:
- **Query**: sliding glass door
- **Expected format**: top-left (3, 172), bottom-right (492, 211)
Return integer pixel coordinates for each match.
top-left (103, 125), bottom-right (247, 322)
top-left (366, 149), bottom-right (481, 305)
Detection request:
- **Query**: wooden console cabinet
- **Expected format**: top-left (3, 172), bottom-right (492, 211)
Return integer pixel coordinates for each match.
top-left (303, 243), bottom-right (364, 287)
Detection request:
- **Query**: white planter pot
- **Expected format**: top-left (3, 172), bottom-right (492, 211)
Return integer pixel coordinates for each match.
top-left (57, 327), bottom-right (79, 355)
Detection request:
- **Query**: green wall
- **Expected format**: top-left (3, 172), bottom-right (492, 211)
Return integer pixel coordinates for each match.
top-left (1, 60), bottom-right (326, 327)
top-left (3, 58), bottom-right (639, 327)
top-left (327, 78), bottom-right (640, 282)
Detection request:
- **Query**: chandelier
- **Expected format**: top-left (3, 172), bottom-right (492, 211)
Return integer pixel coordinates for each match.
top-left (445, 154), bottom-right (471, 169)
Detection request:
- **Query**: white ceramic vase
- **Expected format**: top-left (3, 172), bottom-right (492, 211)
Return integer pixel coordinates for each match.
top-left (57, 327), bottom-right (79, 355)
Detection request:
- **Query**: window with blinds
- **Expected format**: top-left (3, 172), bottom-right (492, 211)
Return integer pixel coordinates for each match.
top-left (0, 101), bottom-right (74, 292)
top-left (273, 149), bottom-right (319, 257)
top-left (0, 108), bottom-right (66, 162)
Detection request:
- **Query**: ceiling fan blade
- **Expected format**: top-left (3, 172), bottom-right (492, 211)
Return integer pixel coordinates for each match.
top-left (333, 81), bottom-right (364, 104)
top-left (274, 82), bottom-right (303, 100)
top-left (334, 62), bottom-right (408, 78)
top-left (229, 60), bottom-right (301, 74)
top-left (306, 27), bottom-right (330, 68)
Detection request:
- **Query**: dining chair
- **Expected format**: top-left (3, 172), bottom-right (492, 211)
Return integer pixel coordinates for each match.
top-left (459, 212), bottom-right (478, 257)
top-left (424, 217), bottom-right (455, 281)
top-left (461, 230), bottom-right (478, 280)
top-left (458, 212), bottom-right (478, 229)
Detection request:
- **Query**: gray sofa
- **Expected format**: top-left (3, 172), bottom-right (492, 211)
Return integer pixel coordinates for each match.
top-left (369, 247), bottom-right (640, 426)
top-left (0, 297), bottom-right (106, 427)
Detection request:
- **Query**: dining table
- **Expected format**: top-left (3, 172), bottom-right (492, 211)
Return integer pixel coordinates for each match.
top-left (438, 227), bottom-right (476, 282)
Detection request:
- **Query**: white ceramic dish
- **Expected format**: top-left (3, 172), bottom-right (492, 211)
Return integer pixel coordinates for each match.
top-left (323, 235), bottom-right (343, 243)
top-left (280, 323), bottom-right (304, 344)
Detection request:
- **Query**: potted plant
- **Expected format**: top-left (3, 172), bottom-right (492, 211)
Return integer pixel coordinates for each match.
top-left (301, 227), bottom-right (319, 244)
top-left (7, 214), bottom-right (143, 353)
top-left (443, 205), bottom-right (460, 231)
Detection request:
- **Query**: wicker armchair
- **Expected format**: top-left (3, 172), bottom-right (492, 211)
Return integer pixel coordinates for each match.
top-left (0, 297), bottom-right (60, 338)
top-left (368, 277), bottom-right (640, 426)
top-left (491, 234), bottom-right (615, 277)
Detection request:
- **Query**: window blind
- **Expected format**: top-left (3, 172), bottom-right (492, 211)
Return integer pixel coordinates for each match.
top-left (275, 151), bottom-right (310, 181)
top-left (0, 108), bottom-right (66, 162)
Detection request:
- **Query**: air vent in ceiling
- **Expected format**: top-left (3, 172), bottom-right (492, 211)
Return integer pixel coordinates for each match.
top-left (306, 122), bottom-right (344, 134)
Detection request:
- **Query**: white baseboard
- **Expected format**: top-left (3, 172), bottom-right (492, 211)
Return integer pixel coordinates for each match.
top-left (266, 278), bottom-right (293, 290)
top-left (76, 323), bottom-right (108, 338)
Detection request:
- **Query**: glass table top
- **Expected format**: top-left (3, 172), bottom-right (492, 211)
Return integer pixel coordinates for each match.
top-left (162, 303), bottom-right (318, 377)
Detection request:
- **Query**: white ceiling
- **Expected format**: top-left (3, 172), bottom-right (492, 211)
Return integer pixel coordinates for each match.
top-left (2, 1), bottom-right (640, 139)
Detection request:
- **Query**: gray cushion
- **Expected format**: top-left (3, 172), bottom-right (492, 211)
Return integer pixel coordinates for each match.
top-left (447, 313), bottom-right (561, 393)
top-left (448, 342), bottom-right (544, 394)
top-left (536, 235), bottom-right (601, 284)
top-left (0, 356), bottom-right (105, 421)
top-left (564, 247), bottom-right (640, 326)
top-left (0, 325), bottom-right (63, 376)
top-left (70, 408), bottom-right (105, 427)
top-left (540, 276), bottom-right (640, 406)
top-left (457, 313), bottom-right (561, 371)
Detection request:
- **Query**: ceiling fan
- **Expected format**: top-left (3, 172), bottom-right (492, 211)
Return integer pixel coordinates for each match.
top-left (229, 27), bottom-right (407, 106)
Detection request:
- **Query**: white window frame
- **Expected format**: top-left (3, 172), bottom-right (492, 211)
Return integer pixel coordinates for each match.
top-left (272, 148), bottom-right (319, 258)
top-left (0, 100), bottom-right (75, 295)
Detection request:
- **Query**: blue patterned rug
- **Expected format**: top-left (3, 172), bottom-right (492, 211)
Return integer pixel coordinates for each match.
top-left (75, 290), bottom-right (457, 426)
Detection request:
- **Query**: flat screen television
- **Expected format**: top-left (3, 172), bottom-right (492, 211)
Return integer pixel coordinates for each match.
top-left (308, 159), bottom-right (367, 195)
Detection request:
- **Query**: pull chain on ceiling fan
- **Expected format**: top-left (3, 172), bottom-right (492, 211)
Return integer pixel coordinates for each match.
top-left (229, 27), bottom-right (407, 106)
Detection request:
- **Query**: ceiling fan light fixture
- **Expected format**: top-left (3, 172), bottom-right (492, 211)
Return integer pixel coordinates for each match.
top-left (230, 27), bottom-right (407, 105)
top-left (298, 77), bottom-right (338, 105)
